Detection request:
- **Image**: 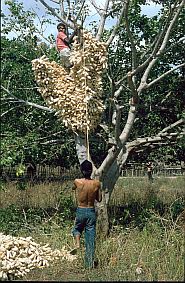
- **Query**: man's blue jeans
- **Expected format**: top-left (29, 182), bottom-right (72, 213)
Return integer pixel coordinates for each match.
top-left (72, 207), bottom-right (96, 268)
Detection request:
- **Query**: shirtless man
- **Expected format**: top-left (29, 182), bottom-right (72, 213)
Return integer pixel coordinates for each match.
top-left (71, 160), bottom-right (102, 268)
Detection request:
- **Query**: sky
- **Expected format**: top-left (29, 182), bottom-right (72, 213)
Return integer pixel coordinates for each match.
top-left (1, 0), bottom-right (162, 40)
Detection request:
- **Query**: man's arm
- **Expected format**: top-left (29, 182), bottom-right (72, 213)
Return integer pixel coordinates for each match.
top-left (72, 180), bottom-right (77, 190)
top-left (68, 29), bottom-right (78, 44)
top-left (72, 180), bottom-right (77, 206)
top-left (59, 30), bottom-right (77, 45)
top-left (63, 37), bottom-right (71, 47)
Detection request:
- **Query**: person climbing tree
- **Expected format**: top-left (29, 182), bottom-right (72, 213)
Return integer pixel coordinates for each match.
top-left (71, 160), bottom-right (102, 268)
top-left (56, 23), bottom-right (77, 69)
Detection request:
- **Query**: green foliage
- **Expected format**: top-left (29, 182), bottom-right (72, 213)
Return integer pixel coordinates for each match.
top-left (2, 0), bottom-right (55, 45)
top-left (1, 1), bottom-right (78, 168)
top-left (58, 193), bottom-right (75, 223)
top-left (16, 164), bottom-right (26, 177)
top-left (170, 197), bottom-right (184, 220)
top-left (1, 0), bottom-right (184, 168)
top-left (16, 179), bottom-right (27, 190)
top-left (0, 180), bottom-right (7, 192)
top-left (109, 182), bottom-right (184, 230)
top-left (0, 196), bottom-right (75, 235)
top-left (0, 177), bottom-right (184, 280)
top-left (103, 0), bottom-right (184, 163)
top-left (1, 192), bottom-right (183, 281)
top-left (0, 205), bottom-right (46, 235)
top-left (1, 36), bottom-right (77, 168)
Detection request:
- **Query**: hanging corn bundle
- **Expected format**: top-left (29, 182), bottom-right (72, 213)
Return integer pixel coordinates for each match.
top-left (32, 30), bottom-right (107, 133)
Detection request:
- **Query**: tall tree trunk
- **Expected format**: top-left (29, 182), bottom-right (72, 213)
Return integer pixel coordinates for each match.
top-left (95, 190), bottom-right (109, 237)
top-left (96, 149), bottom-right (129, 237)
top-left (74, 133), bottom-right (88, 164)
top-left (74, 132), bottom-right (129, 237)
top-left (95, 161), bottom-right (120, 236)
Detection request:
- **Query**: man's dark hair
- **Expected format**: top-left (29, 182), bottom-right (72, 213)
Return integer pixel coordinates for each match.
top-left (80, 160), bottom-right (92, 178)
top-left (57, 23), bottom-right (66, 30)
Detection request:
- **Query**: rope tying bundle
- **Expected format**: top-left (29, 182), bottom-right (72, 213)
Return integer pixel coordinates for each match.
top-left (82, 32), bottom-right (89, 160)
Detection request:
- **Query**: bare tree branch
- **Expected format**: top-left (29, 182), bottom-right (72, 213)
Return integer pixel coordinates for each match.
top-left (96, 0), bottom-right (110, 40)
top-left (127, 72), bottom-right (138, 104)
top-left (146, 63), bottom-right (185, 89)
top-left (115, 34), bottom-right (184, 88)
top-left (114, 85), bottom-right (124, 99)
top-left (66, 0), bottom-right (71, 21)
top-left (127, 118), bottom-right (185, 151)
top-left (124, 0), bottom-right (137, 70)
top-left (31, 10), bottom-right (54, 44)
top-left (158, 118), bottom-right (185, 135)
top-left (89, 0), bottom-right (104, 15)
top-left (106, 2), bottom-right (126, 46)
top-left (97, 145), bottom-right (121, 178)
top-left (40, 139), bottom-right (70, 145)
top-left (50, 0), bottom-right (60, 4)
top-left (140, 2), bottom-right (175, 63)
top-left (1, 85), bottom-right (52, 112)
top-left (119, 105), bottom-right (137, 144)
top-left (75, 0), bottom-right (86, 23)
top-left (115, 2), bottom-right (184, 88)
top-left (114, 105), bottom-right (122, 145)
top-left (37, 0), bottom-right (75, 29)
top-left (59, 0), bottom-right (65, 16)
top-left (137, 0), bottom-right (185, 94)
top-left (1, 106), bottom-right (23, 118)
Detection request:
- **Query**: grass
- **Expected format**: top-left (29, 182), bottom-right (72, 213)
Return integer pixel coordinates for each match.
top-left (0, 176), bottom-right (184, 209)
top-left (13, 218), bottom-right (184, 281)
top-left (0, 176), bottom-right (184, 281)
top-left (0, 180), bottom-right (67, 208)
top-left (110, 176), bottom-right (185, 206)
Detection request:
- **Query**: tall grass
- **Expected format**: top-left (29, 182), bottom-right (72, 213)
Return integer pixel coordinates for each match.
top-left (19, 218), bottom-right (184, 281)
top-left (0, 180), bottom-right (73, 208)
top-left (0, 176), bottom-right (184, 281)
top-left (0, 177), bottom-right (184, 208)
top-left (110, 176), bottom-right (185, 206)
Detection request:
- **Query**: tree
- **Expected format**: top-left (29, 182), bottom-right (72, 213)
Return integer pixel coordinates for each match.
top-left (0, 35), bottom-right (77, 168)
top-left (1, 0), bottom-right (185, 235)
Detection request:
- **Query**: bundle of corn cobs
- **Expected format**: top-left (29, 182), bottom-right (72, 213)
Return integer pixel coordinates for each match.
top-left (32, 30), bottom-right (107, 133)
top-left (0, 233), bottom-right (76, 280)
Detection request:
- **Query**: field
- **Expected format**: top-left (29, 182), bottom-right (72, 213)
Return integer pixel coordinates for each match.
top-left (0, 176), bottom-right (184, 281)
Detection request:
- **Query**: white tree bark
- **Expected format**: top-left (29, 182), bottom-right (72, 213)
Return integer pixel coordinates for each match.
top-left (74, 133), bottom-right (90, 164)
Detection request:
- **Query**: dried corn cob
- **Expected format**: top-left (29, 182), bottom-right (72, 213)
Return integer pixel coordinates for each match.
top-left (32, 31), bottom-right (107, 133)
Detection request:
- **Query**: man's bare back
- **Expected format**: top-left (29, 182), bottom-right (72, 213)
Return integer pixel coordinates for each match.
top-left (73, 178), bottom-right (101, 208)
top-left (71, 160), bottom-right (102, 267)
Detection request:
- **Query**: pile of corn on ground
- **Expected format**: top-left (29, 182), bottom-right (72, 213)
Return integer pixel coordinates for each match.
top-left (0, 233), bottom-right (76, 280)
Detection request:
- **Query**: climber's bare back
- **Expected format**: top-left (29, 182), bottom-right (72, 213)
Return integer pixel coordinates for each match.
top-left (73, 178), bottom-right (101, 207)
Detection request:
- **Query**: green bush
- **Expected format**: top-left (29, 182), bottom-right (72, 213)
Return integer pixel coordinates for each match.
top-left (0, 205), bottom-right (48, 235)
top-left (109, 185), bottom-right (183, 230)
top-left (58, 193), bottom-right (75, 223)
top-left (0, 205), bottom-right (24, 234)
top-left (170, 197), bottom-right (184, 220)
top-left (0, 189), bottom-right (76, 235)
